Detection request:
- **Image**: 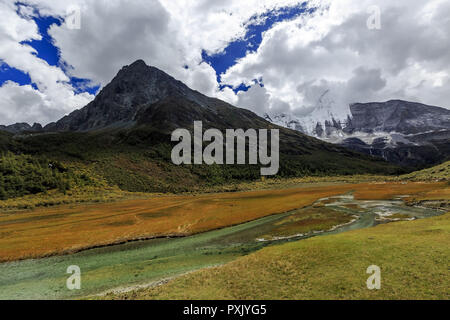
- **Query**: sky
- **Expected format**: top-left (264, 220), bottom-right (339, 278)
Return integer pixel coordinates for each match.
top-left (1, 0), bottom-right (450, 126)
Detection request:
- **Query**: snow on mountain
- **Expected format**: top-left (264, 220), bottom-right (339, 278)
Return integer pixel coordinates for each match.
top-left (264, 98), bottom-right (450, 167)
top-left (264, 90), bottom-right (350, 139)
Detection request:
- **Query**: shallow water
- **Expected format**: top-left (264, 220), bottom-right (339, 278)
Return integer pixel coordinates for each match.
top-left (0, 193), bottom-right (444, 299)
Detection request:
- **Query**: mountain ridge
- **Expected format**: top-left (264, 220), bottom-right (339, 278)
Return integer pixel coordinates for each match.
top-left (345, 100), bottom-right (450, 135)
top-left (2, 60), bottom-right (448, 169)
top-left (0, 59), bottom-right (404, 197)
top-left (45, 59), bottom-right (215, 131)
top-left (265, 99), bottom-right (450, 167)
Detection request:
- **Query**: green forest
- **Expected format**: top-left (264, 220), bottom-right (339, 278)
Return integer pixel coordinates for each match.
top-left (0, 152), bottom-right (93, 200)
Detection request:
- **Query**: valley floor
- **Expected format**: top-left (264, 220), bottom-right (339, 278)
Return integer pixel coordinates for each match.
top-left (0, 179), bottom-right (448, 299)
top-left (115, 209), bottom-right (449, 300)
top-left (0, 181), bottom-right (446, 263)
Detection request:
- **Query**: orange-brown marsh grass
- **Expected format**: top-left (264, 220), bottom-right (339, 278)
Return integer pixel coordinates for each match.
top-left (0, 182), bottom-right (446, 262)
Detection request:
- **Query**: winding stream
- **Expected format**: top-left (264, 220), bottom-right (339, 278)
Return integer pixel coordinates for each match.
top-left (0, 193), bottom-right (444, 299)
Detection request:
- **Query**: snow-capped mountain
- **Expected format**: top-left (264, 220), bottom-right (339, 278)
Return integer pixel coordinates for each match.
top-left (264, 90), bottom-right (350, 139)
top-left (265, 99), bottom-right (450, 167)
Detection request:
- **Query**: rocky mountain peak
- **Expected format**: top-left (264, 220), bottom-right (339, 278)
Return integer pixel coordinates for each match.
top-left (0, 122), bottom-right (42, 134)
top-left (44, 60), bottom-right (214, 132)
top-left (264, 99), bottom-right (450, 167)
top-left (345, 100), bottom-right (450, 134)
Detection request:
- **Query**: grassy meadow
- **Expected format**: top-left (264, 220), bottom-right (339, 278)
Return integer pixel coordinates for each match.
top-left (1, 160), bottom-right (447, 212)
top-left (0, 158), bottom-right (448, 300)
top-left (0, 183), bottom-right (360, 262)
top-left (0, 181), bottom-right (446, 263)
top-left (107, 211), bottom-right (450, 300)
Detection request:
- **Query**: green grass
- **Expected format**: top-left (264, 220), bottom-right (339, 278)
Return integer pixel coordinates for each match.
top-left (0, 210), bottom-right (295, 299)
top-left (117, 212), bottom-right (450, 300)
top-left (0, 196), bottom-right (389, 300)
top-left (0, 152), bottom-right (97, 200)
top-left (401, 161), bottom-right (450, 181)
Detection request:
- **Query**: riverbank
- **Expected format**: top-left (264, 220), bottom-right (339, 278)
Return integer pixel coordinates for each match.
top-left (0, 182), bottom-right (445, 263)
top-left (0, 182), bottom-right (446, 299)
top-left (106, 212), bottom-right (450, 300)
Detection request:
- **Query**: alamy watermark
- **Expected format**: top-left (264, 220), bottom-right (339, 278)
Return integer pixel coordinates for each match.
top-left (66, 265), bottom-right (81, 290)
top-left (367, 5), bottom-right (381, 30)
top-left (171, 121), bottom-right (279, 176)
top-left (366, 265), bottom-right (381, 290)
top-left (65, 5), bottom-right (81, 30)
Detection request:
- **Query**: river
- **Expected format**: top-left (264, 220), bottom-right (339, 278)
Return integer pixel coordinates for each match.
top-left (0, 193), bottom-right (443, 299)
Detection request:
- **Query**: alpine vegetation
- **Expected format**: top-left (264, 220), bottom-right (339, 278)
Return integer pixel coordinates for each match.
top-left (171, 121), bottom-right (279, 176)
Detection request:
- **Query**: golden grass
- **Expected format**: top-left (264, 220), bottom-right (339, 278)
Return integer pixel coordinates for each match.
top-left (409, 186), bottom-right (450, 201)
top-left (0, 186), bottom-right (150, 211)
top-left (260, 207), bottom-right (355, 240)
top-left (0, 182), bottom-right (446, 263)
top-left (0, 174), bottom-right (388, 211)
top-left (353, 182), bottom-right (444, 200)
top-left (112, 212), bottom-right (450, 300)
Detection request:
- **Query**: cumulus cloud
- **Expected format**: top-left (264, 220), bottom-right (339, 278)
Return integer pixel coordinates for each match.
top-left (1, 0), bottom-right (449, 125)
top-left (48, 0), bottom-right (176, 86)
top-left (1, 0), bottom-right (310, 125)
top-left (22, 0), bottom-right (312, 87)
top-left (222, 0), bottom-right (450, 118)
top-left (237, 85), bottom-right (270, 114)
top-left (0, 81), bottom-right (91, 124)
top-left (0, 0), bottom-right (94, 125)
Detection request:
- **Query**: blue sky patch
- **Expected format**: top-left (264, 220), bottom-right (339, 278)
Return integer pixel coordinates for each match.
top-left (202, 2), bottom-right (313, 93)
top-left (20, 15), bottom-right (62, 67)
top-left (2, 2), bottom-right (314, 98)
top-left (0, 3), bottom-right (99, 96)
top-left (70, 77), bottom-right (100, 95)
top-left (0, 64), bottom-right (34, 88)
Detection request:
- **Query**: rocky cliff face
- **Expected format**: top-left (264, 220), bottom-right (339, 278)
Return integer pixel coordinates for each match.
top-left (43, 59), bottom-right (224, 132)
top-left (0, 123), bottom-right (42, 134)
top-left (265, 100), bottom-right (450, 167)
top-left (344, 100), bottom-right (450, 135)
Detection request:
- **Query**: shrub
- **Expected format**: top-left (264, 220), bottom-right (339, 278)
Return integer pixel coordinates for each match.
top-left (0, 152), bottom-right (95, 200)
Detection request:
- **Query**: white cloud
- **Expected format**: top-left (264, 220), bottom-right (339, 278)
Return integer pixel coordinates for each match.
top-left (0, 0), bottom-right (94, 125)
top-left (22, 0), bottom-right (310, 87)
top-left (222, 0), bottom-right (450, 118)
top-left (180, 62), bottom-right (219, 97)
top-left (2, 0), bottom-right (311, 125)
top-left (237, 85), bottom-right (270, 114)
top-left (0, 81), bottom-right (91, 125)
top-left (1, 0), bottom-right (449, 126)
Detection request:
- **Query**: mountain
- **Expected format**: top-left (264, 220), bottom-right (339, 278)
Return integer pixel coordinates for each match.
top-left (340, 101), bottom-right (450, 167)
top-left (264, 90), bottom-right (348, 137)
top-left (266, 100), bottom-right (450, 168)
top-left (43, 60), bottom-right (268, 133)
top-left (344, 101), bottom-right (450, 134)
top-left (0, 60), bottom-right (402, 196)
top-left (0, 122), bottom-right (42, 134)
